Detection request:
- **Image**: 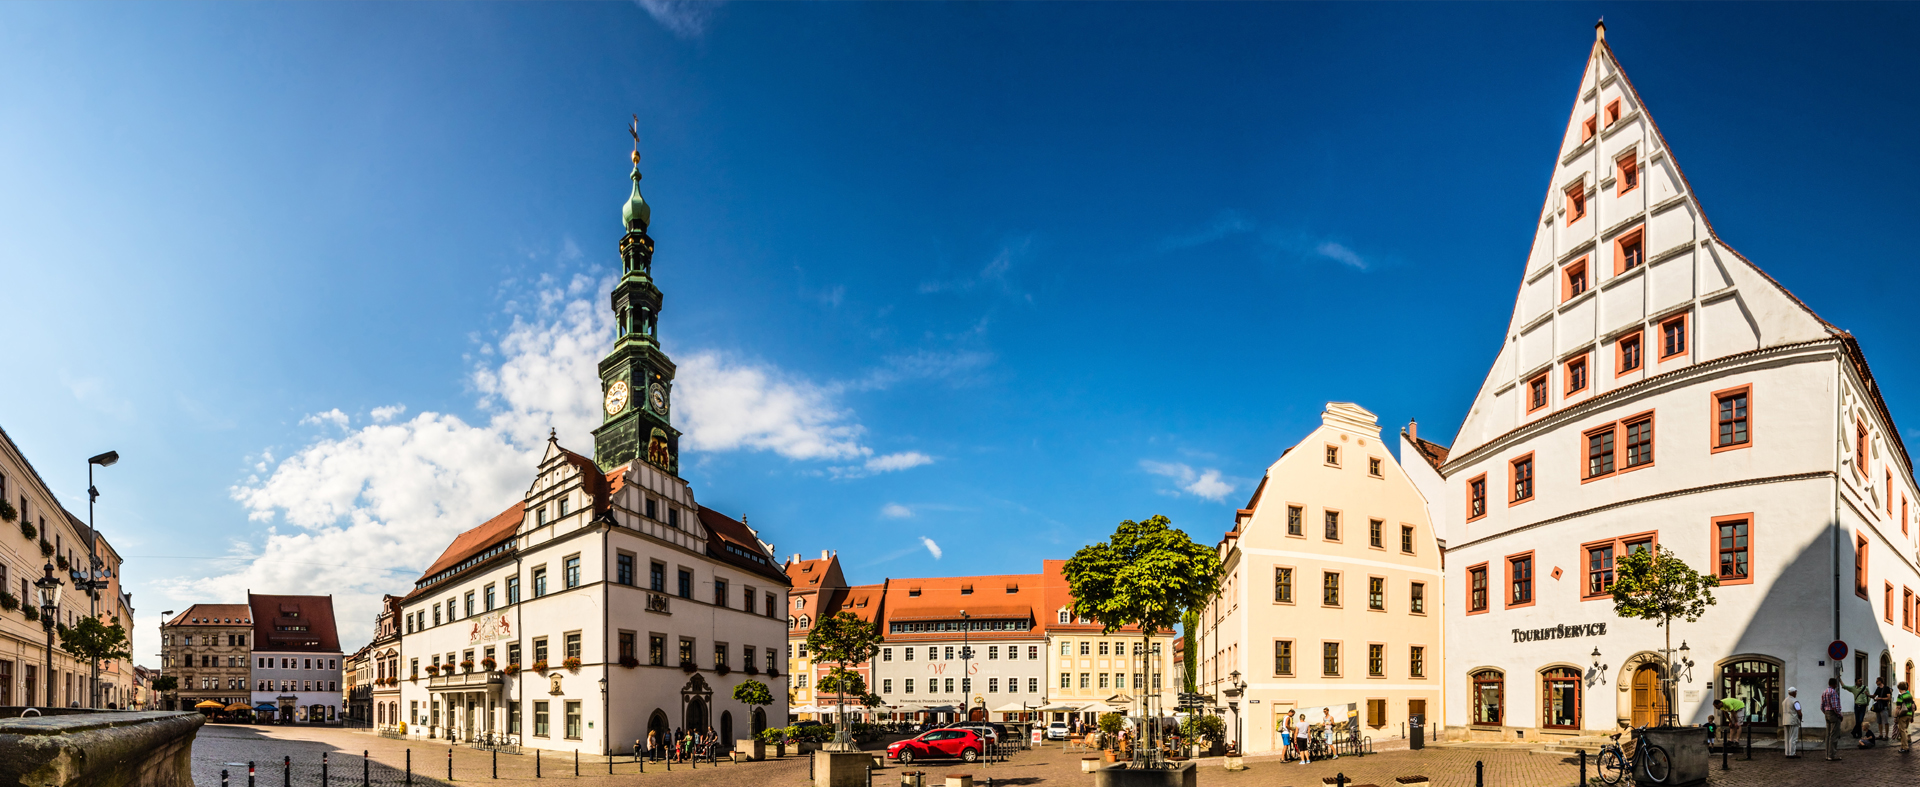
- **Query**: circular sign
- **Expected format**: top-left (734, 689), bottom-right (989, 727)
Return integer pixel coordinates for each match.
top-left (1828, 640), bottom-right (1849, 661)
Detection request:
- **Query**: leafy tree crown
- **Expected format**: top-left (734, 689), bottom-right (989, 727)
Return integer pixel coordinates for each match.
top-left (58, 616), bottom-right (132, 663)
top-left (732, 679), bottom-right (774, 707)
top-left (1063, 515), bottom-right (1222, 637)
top-left (1609, 545), bottom-right (1719, 625)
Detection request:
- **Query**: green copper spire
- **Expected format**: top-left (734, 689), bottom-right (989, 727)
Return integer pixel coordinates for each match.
top-left (623, 157), bottom-right (651, 232)
top-left (596, 120), bottom-right (679, 475)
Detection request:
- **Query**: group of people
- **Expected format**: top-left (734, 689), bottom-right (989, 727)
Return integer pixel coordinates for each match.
top-left (639, 727), bottom-right (723, 763)
top-left (1277, 708), bottom-right (1350, 765)
top-left (1771, 677), bottom-right (1918, 760)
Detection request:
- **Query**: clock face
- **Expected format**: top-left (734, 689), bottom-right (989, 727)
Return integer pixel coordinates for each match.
top-left (648, 383), bottom-right (669, 415)
top-left (604, 380), bottom-right (630, 416)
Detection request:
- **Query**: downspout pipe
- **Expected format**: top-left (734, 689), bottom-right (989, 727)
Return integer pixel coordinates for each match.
top-left (1833, 365), bottom-right (1844, 662)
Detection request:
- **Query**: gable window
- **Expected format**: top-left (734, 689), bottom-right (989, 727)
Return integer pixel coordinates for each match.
top-left (1369, 518), bottom-right (1384, 548)
top-left (1467, 564), bottom-right (1488, 613)
top-left (1617, 154), bottom-right (1639, 194)
top-left (1468, 475), bottom-right (1488, 522)
top-left (1564, 257), bottom-right (1589, 301)
top-left (1714, 386), bottom-right (1751, 451)
top-left (1286, 505), bottom-right (1303, 536)
top-left (1510, 454), bottom-right (1535, 504)
top-left (1368, 457), bottom-right (1383, 478)
top-left (1715, 516), bottom-right (1751, 584)
top-left (1527, 372), bottom-right (1549, 413)
top-left (1615, 227), bottom-right (1645, 274)
top-left (1604, 98), bottom-right (1622, 126)
top-left (1581, 114), bottom-right (1596, 143)
top-left (1856, 419), bottom-right (1868, 478)
top-left (1618, 332), bottom-right (1643, 374)
top-left (1325, 445), bottom-right (1340, 467)
top-left (1659, 314), bottom-right (1688, 359)
top-left (1324, 510), bottom-right (1341, 541)
top-left (1274, 567), bottom-right (1293, 603)
top-left (1401, 525), bottom-right (1415, 554)
top-left (1507, 553), bottom-right (1534, 607)
top-left (1856, 534), bottom-right (1870, 599)
top-left (1322, 572), bottom-right (1341, 607)
top-left (1566, 355), bottom-right (1589, 395)
top-left (1566, 182), bottom-right (1587, 224)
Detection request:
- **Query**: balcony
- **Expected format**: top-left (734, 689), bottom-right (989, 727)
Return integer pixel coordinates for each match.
top-left (428, 671), bottom-right (503, 689)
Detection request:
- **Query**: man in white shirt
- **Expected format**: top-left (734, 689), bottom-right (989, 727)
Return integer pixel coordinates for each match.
top-left (1781, 687), bottom-right (1802, 758)
top-left (1295, 714), bottom-right (1313, 764)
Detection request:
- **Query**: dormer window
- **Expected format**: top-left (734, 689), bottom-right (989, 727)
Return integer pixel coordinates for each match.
top-left (960, 585), bottom-right (973, 595)
top-left (908, 588), bottom-right (922, 597)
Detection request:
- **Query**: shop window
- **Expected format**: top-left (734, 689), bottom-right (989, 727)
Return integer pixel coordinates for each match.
top-left (1615, 227), bottom-right (1645, 274)
top-left (1542, 667), bottom-right (1582, 729)
top-left (1618, 332), bottom-right (1643, 375)
top-left (1527, 373), bottom-right (1550, 414)
top-left (1659, 314), bottom-right (1688, 359)
top-left (1468, 475), bottom-right (1488, 522)
top-left (1472, 670), bottom-right (1505, 726)
top-left (1566, 182), bottom-right (1587, 224)
top-left (1507, 553), bottom-right (1535, 608)
top-left (1564, 258), bottom-right (1589, 301)
top-left (1510, 454), bottom-right (1535, 504)
top-left (1719, 660), bottom-right (1782, 728)
top-left (1714, 515), bottom-right (1752, 585)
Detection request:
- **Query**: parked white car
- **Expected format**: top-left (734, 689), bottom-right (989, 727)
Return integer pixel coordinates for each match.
top-left (1045, 721), bottom-right (1070, 740)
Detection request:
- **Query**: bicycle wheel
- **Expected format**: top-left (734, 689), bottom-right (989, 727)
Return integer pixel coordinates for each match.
top-left (1641, 743), bottom-right (1672, 783)
top-left (1596, 748), bottom-right (1627, 785)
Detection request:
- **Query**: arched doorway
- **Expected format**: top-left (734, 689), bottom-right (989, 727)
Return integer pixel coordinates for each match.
top-left (1541, 667), bottom-right (1582, 730)
top-left (1718, 658), bottom-right (1781, 729)
top-left (1631, 665), bottom-right (1668, 728)
top-left (969, 705), bottom-right (986, 722)
top-left (721, 710), bottom-right (733, 742)
top-left (1881, 652), bottom-right (1895, 685)
top-left (753, 707), bottom-right (767, 734)
top-left (647, 710), bottom-right (670, 752)
top-left (686, 698), bottom-right (709, 733)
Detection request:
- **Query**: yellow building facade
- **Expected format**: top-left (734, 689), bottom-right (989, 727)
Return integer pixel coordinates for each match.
top-left (1196, 403), bottom-right (1443, 754)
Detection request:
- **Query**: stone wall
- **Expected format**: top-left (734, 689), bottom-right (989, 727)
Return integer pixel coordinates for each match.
top-left (0, 708), bottom-right (205, 787)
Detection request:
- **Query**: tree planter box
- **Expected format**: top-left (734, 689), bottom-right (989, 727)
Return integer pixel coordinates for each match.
top-left (1093, 762), bottom-right (1197, 787)
top-left (774, 741), bottom-right (787, 758)
top-left (813, 750), bottom-right (872, 787)
top-left (1394, 777), bottom-right (1430, 787)
top-left (736, 739), bottom-right (765, 761)
top-left (1636, 727), bottom-right (1708, 787)
top-left (1081, 758), bottom-right (1102, 772)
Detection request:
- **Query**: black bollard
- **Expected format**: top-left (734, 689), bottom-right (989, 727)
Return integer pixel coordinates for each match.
top-left (1475, 759), bottom-right (1484, 787)
top-left (449, 746), bottom-right (454, 781)
top-left (1335, 774), bottom-right (1347, 787)
top-left (323, 752), bottom-right (330, 787)
top-left (1722, 733), bottom-right (1730, 771)
top-left (608, 753), bottom-right (613, 775)
top-left (1746, 721), bottom-right (1753, 760)
top-left (363, 751), bottom-right (370, 787)
top-left (536, 750), bottom-right (541, 778)
top-left (284, 756), bottom-right (291, 787)
top-left (223, 769), bottom-right (231, 787)
top-left (574, 750), bottom-right (579, 777)
top-left (406, 750), bottom-right (412, 786)
top-left (1579, 750), bottom-right (1587, 786)
top-left (493, 748), bottom-right (498, 779)
top-left (249, 761), bottom-right (256, 787)
top-left (866, 764), bottom-right (872, 787)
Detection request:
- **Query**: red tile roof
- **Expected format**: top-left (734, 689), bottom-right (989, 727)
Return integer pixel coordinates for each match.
top-left (697, 506), bottom-right (789, 584)
top-left (165, 604), bottom-right (252, 627)
top-left (248, 593), bottom-right (342, 653)
top-left (1404, 433), bottom-right (1450, 473)
top-left (416, 502), bottom-right (524, 582)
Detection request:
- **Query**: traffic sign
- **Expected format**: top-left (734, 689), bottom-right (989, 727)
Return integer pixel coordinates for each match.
top-left (1828, 640), bottom-right (1849, 661)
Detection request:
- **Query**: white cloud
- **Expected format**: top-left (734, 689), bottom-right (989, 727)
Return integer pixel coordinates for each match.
top-left (300, 409), bottom-right (350, 430)
top-left (1140, 460), bottom-right (1239, 503)
top-left (634, 0), bottom-right (722, 40)
top-left (881, 503), bottom-right (913, 519)
top-left (1314, 241), bottom-right (1369, 271)
top-left (1159, 210), bottom-right (1253, 252)
top-left (920, 537), bottom-right (943, 560)
top-left (677, 351), bottom-right (869, 462)
top-left (370, 405), bottom-right (407, 423)
top-left (865, 452), bottom-right (934, 473)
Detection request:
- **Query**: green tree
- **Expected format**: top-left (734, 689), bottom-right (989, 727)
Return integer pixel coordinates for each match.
top-left (732, 679), bottom-right (774, 735)
top-left (1610, 545), bottom-right (1718, 726)
top-left (1064, 515), bottom-right (1223, 766)
top-left (1178, 713), bottom-right (1225, 749)
top-left (1180, 610), bottom-right (1199, 694)
top-left (151, 675), bottom-right (178, 693)
top-left (58, 616), bottom-right (132, 664)
top-left (805, 611), bottom-right (882, 748)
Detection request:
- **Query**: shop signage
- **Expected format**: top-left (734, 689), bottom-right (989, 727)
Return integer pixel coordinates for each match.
top-left (1510, 622), bottom-right (1607, 643)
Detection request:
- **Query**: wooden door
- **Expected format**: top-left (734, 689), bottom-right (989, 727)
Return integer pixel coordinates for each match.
top-left (1631, 666), bottom-right (1667, 728)
top-left (1408, 699), bottom-right (1427, 723)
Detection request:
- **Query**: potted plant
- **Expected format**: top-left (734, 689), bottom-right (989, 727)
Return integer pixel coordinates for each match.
top-left (680, 660), bottom-right (698, 673)
top-left (39, 539), bottom-right (53, 557)
top-left (563, 656), bottom-right (582, 671)
top-left (55, 554), bottom-right (69, 571)
top-left (767, 667), bottom-right (779, 678)
top-left (744, 663), bottom-right (759, 675)
top-left (504, 662), bottom-right (520, 675)
top-left (20, 520), bottom-right (35, 540)
top-left (715, 662), bottom-right (731, 676)
top-left (459, 659), bottom-right (475, 672)
top-left (0, 498), bottom-right (16, 524)
top-left (531, 659), bottom-right (548, 673)
top-left (481, 657), bottom-right (497, 671)
top-left (424, 664), bottom-right (440, 676)
top-left (408, 671), bottom-right (418, 682)
top-left (0, 590), bottom-right (17, 612)
top-left (733, 680), bottom-right (774, 759)
top-left (619, 655), bottom-right (639, 669)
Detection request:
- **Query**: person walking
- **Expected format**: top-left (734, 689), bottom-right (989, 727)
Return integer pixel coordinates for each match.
top-left (1822, 678), bottom-right (1845, 761)
top-left (1782, 687), bottom-right (1803, 758)
top-left (1872, 678), bottom-right (1893, 740)
top-left (1894, 681), bottom-right (1915, 754)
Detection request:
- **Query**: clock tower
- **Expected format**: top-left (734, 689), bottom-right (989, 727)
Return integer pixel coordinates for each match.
top-left (592, 143), bottom-right (681, 474)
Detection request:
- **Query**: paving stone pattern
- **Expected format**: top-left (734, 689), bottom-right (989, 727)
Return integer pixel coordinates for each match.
top-left (190, 724), bottom-right (1920, 787)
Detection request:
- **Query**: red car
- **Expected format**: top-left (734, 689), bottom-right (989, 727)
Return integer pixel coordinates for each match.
top-left (887, 728), bottom-right (986, 764)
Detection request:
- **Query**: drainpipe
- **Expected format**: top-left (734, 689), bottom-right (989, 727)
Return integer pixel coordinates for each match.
top-left (1832, 363), bottom-right (1844, 664)
top-left (602, 516), bottom-right (612, 757)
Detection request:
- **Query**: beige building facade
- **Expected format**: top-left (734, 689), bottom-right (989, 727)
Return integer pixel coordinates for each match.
top-left (1197, 403), bottom-right (1443, 754)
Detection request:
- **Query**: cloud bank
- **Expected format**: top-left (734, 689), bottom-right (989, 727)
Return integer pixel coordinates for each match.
top-left (1140, 460), bottom-right (1238, 503)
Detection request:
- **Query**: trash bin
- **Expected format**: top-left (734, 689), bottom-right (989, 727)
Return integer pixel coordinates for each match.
top-left (1409, 715), bottom-right (1425, 750)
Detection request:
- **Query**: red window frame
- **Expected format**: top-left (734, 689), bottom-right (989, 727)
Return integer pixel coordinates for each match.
top-left (1622, 413), bottom-right (1656, 471)
top-left (1509, 453), bottom-right (1536, 505)
top-left (1566, 183), bottom-right (1588, 225)
top-left (1564, 257), bottom-right (1590, 302)
top-left (1712, 513), bottom-right (1753, 587)
top-left (1505, 551), bottom-right (1536, 609)
top-left (1467, 563), bottom-right (1490, 614)
top-left (1856, 418), bottom-right (1868, 479)
top-left (1617, 331), bottom-right (1643, 376)
top-left (1711, 385), bottom-right (1752, 453)
top-left (1582, 531), bottom-right (1658, 601)
top-left (1581, 115), bottom-right (1596, 143)
top-left (1604, 99), bottom-right (1622, 127)
top-left (1566, 354), bottom-right (1590, 396)
top-left (1467, 474), bottom-right (1488, 523)
top-left (1886, 582), bottom-right (1896, 624)
top-left (1527, 372), bottom-right (1550, 414)
top-left (1904, 586), bottom-right (1915, 632)
top-left (1855, 534), bottom-right (1870, 599)
top-left (1659, 313), bottom-right (1689, 360)
top-left (1614, 226), bottom-right (1645, 275)
top-left (1617, 153), bottom-right (1639, 194)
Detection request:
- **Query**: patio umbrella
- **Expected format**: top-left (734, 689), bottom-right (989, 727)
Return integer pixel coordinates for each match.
top-left (1034, 702), bottom-right (1080, 712)
top-left (225, 703), bottom-right (253, 712)
top-left (194, 700), bottom-right (225, 710)
top-left (1079, 701), bottom-right (1118, 714)
top-left (990, 702), bottom-right (1030, 713)
top-left (787, 705), bottom-right (822, 715)
top-left (255, 703), bottom-right (280, 711)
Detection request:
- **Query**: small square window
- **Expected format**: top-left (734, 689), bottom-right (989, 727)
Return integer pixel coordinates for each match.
top-left (1368, 457), bottom-right (1383, 478)
top-left (1581, 115), bottom-right (1596, 143)
top-left (1325, 445), bottom-right (1340, 467)
top-left (1604, 99), bottom-right (1622, 127)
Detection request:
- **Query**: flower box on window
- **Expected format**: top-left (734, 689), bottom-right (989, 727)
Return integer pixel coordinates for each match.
top-left (531, 660), bottom-right (548, 673)
top-left (767, 668), bottom-right (779, 678)
top-left (424, 664), bottom-right (440, 675)
top-left (681, 660), bottom-right (698, 674)
top-left (459, 660), bottom-right (475, 672)
top-left (619, 655), bottom-right (639, 669)
top-left (563, 657), bottom-right (582, 670)
top-left (744, 664), bottom-right (759, 675)
top-left (504, 662), bottom-right (520, 675)
top-left (481, 657), bottom-right (497, 671)
top-left (715, 663), bottom-right (731, 676)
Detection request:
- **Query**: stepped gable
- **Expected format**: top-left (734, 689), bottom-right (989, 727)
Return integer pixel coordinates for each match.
top-left (248, 593), bottom-right (341, 653)
top-left (1446, 23), bottom-right (1906, 467)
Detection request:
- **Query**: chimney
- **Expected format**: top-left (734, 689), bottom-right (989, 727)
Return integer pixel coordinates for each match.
top-left (1408, 419), bottom-right (1418, 442)
top-left (1595, 19), bottom-right (1605, 41)
top-left (821, 549), bottom-right (830, 561)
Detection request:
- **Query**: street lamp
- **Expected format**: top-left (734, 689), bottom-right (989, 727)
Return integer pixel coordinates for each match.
top-left (36, 563), bottom-right (63, 708)
top-left (160, 610), bottom-right (174, 711)
top-left (1226, 670), bottom-right (1245, 758)
top-left (958, 611), bottom-right (972, 724)
top-left (82, 449), bottom-right (118, 709)
top-left (1590, 648), bottom-right (1609, 686)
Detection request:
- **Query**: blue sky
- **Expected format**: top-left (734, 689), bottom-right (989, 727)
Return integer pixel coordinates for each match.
top-left (3, 2), bottom-right (1917, 650)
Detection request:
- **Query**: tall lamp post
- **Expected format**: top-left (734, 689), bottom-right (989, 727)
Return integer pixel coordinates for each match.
top-left (1226, 670), bottom-right (1246, 758)
top-left (36, 563), bottom-right (64, 708)
top-left (958, 611), bottom-right (972, 723)
top-left (81, 450), bottom-right (118, 708)
top-left (159, 610), bottom-right (174, 711)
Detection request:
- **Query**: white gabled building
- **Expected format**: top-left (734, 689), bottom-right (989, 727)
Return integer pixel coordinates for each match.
top-left (395, 147), bottom-right (792, 755)
top-left (1403, 23), bottom-right (1920, 741)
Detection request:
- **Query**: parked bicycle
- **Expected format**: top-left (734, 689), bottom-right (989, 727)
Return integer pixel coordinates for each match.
top-left (1596, 725), bottom-right (1671, 785)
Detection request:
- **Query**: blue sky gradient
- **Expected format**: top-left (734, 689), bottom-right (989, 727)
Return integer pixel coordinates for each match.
top-left (3, 2), bottom-right (1917, 647)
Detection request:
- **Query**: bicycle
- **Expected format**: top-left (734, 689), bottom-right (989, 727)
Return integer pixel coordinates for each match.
top-left (1596, 726), bottom-right (1671, 785)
